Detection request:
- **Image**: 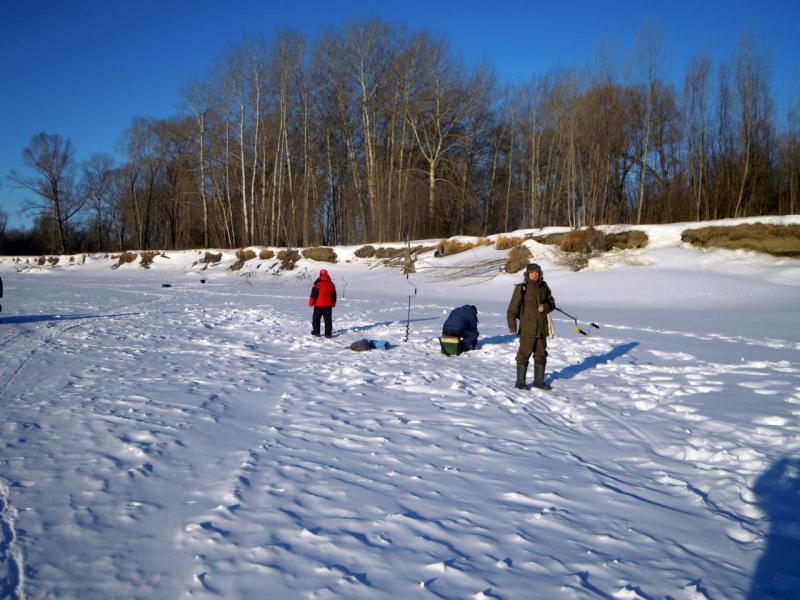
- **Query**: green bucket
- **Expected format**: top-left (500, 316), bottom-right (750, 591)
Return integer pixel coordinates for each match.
top-left (439, 336), bottom-right (463, 356)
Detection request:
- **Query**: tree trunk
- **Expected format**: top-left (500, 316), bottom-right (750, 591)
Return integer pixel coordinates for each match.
top-left (428, 160), bottom-right (436, 236)
top-left (504, 122), bottom-right (514, 232)
top-left (238, 99), bottom-right (249, 246)
top-left (637, 88), bottom-right (652, 224)
top-left (734, 137), bottom-right (751, 218)
top-left (198, 113), bottom-right (208, 248)
top-left (302, 86), bottom-right (311, 247)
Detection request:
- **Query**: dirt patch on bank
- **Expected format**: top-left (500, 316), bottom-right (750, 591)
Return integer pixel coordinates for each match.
top-left (681, 223), bottom-right (800, 257)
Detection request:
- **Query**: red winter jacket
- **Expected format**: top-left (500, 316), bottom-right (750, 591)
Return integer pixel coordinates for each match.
top-left (309, 273), bottom-right (336, 307)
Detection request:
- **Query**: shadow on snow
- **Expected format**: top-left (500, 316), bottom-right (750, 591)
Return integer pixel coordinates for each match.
top-left (0, 313), bottom-right (137, 325)
top-left (332, 316), bottom-right (438, 337)
top-left (479, 334), bottom-right (517, 346)
top-left (748, 456), bottom-right (800, 599)
top-left (548, 342), bottom-right (640, 383)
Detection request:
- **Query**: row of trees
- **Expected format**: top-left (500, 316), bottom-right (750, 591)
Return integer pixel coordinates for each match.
top-left (3, 20), bottom-right (798, 255)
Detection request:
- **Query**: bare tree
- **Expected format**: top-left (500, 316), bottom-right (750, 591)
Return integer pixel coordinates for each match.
top-left (181, 79), bottom-right (212, 248)
top-left (7, 133), bottom-right (86, 254)
top-left (634, 22), bottom-right (665, 224)
top-left (733, 33), bottom-right (771, 217)
top-left (344, 19), bottom-right (394, 241)
top-left (269, 30), bottom-right (305, 245)
top-left (685, 53), bottom-right (711, 220)
top-left (10, 18), bottom-right (794, 254)
top-left (786, 96), bottom-right (800, 214)
top-left (406, 35), bottom-right (494, 235)
top-left (81, 153), bottom-right (115, 251)
top-left (123, 118), bottom-right (164, 249)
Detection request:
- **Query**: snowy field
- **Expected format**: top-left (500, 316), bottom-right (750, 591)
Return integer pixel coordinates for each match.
top-left (1, 221), bottom-right (799, 599)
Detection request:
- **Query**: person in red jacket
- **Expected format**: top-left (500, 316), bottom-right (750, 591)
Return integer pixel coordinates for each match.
top-left (309, 268), bottom-right (337, 337)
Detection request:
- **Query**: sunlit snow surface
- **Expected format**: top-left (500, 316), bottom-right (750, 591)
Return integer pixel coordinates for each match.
top-left (1, 221), bottom-right (799, 599)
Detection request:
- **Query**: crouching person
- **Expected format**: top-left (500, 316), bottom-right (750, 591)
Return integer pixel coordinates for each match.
top-left (309, 269), bottom-right (336, 338)
top-left (507, 263), bottom-right (555, 390)
top-left (442, 305), bottom-right (479, 352)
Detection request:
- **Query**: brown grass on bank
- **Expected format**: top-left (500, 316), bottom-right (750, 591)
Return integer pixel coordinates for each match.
top-left (605, 231), bottom-right (649, 250)
top-left (236, 248), bottom-right (257, 262)
top-left (46, 256), bottom-right (59, 266)
top-left (681, 223), bottom-right (800, 257)
top-left (302, 247), bottom-right (338, 263)
top-left (118, 251), bottom-right (137, 265)
top-left (533, 228), bottom-right (649, 252)
top-left (505, 245), bottom-right (532, 273)
top-left (354, 245), bottom-right (376, 258)
top-left (374, 247), bottom-right (406, 258)
top-left (532, 233), bottom-right (568, 246)
top-left (203, 252), bottom-right (222, 264)
top-left (535, 228), bottom-right (648, 255)
top-left (566, 255), bottom-right (591, 271)
top-left (277, 249), bottom-right (301, 270)
top-left (112, 251), bottom-right (137, 269)
top-left (259, 249), bottom-right (274, 260)
top-left (355, 245), bottom-right (434, 260)
top-left (435, 238), bottom-right (491, 257)
top-left (531, 227), bottom-right (649, 271)
top-left (229, 248), bottom-right (257, 271)
top-left (495, 236), bottom-right (524, 250)
top-left (139, 251), bottom-right (164, 269)
top-left (560, 227), bottom-right (606, 254)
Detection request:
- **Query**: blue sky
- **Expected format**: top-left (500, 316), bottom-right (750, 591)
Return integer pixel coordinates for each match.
top-left (1, 0), bottom-right (797, 229)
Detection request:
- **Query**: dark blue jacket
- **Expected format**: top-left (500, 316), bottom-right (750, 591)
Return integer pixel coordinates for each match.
top-left (442, 305), bottom-right (479, 350)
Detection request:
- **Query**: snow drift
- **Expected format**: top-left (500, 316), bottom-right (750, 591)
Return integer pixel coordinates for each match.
top-left (0, 217), bottom-right (798, 599)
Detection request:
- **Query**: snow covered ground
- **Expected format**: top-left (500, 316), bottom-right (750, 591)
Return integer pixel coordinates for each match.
top-left (1, 220), bottom-right (799, 599)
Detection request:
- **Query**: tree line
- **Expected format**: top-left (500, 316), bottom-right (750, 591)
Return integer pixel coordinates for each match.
top-left (2, 19), bottom-right (798, 255)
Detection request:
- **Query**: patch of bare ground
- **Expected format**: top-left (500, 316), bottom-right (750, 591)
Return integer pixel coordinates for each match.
top-left (682, 223), bottom-right (800, 257)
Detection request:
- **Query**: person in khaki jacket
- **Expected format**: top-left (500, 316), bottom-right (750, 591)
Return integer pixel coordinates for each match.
top-left (507, 263), bottom-right (556, 390)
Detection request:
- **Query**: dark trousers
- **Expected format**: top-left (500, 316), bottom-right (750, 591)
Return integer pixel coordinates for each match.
top-left (516, 336), bottom-right (547, 365)
top-left (312, 306), bottom-right (333, 337)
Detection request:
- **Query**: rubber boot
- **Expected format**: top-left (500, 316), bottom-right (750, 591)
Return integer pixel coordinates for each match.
top-left (532, 363), bottom-right (552, 390)
top-left (515, 363), bottom-right (528, 389)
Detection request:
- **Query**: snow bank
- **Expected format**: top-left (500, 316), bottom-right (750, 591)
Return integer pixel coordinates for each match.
top-left (0, 217), bottom-right (798, 598)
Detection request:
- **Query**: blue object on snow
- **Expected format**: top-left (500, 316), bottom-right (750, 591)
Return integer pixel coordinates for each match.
top-left (368, 339), bottom-right (389, 350)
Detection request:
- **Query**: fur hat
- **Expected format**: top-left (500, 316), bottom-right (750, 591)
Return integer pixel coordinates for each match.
top-left (525, 263), bottom-right (542, 274)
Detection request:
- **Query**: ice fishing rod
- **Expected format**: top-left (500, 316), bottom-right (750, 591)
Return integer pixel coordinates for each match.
top-left (554, 306), bottom-right (600, 336)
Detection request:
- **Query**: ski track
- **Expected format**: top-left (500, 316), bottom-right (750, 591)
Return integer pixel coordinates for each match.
top-left (0, 273), bottom-right (798, 598)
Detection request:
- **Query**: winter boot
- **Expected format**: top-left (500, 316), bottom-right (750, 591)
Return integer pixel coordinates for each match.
top-left (515, 363), bottom-right (528, 389)
top-left (532, 363), bottom-right (552, 390)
